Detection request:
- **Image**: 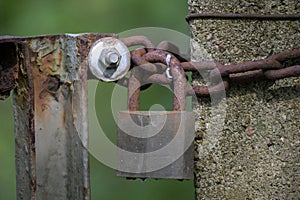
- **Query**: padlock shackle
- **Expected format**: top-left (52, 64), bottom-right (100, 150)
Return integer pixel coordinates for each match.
top-left (128, 50), bottom-right (187, 111)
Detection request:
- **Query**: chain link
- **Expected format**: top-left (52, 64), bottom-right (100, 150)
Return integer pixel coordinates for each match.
top-left (0, 35), bottom-right (298, 101)
top-left (119, 36), bottom-right (300, 101)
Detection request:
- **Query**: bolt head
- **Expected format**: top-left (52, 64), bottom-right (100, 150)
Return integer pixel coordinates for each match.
top-left (99, 48), bottom-right (120, 68)
top-left (106, 52), bottom-right (120, 64)
top-left (88, 37), bottom-right (130, 82)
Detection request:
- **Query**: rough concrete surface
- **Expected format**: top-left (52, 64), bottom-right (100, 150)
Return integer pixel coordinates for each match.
top-left (189, 1), bottom-right (300, 199)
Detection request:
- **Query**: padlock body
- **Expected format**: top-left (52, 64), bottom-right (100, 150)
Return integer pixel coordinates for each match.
top-left (117, 111), bottom-right (195, 179)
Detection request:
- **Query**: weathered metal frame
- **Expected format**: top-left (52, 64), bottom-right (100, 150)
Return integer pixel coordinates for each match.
top-left (0, 33), bottom-right (115, 200)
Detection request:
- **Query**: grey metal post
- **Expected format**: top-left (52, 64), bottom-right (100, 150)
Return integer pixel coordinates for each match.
top-left (0, 33), bottom-right (114, 200)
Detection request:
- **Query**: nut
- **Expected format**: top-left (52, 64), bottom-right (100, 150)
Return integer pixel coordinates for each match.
top-left (105, 51), bottom-right (120, 65)
top-left (99, 48), bottom-right (121, 68)
top-left (88, 37), bottom-right (130, 82)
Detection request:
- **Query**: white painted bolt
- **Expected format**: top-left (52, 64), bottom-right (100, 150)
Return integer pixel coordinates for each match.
top-left (88, 37), bottom-right (130, 82)
top-left (105, 52), bottom-right (120, 65)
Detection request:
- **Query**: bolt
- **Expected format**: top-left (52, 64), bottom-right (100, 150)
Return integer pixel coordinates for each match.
top-left (98, 49), bottom-right (121, 68)
top-left (106, 52), bottom-right (120, 65)
top-left (100, 50), bottom-right (121, 78)
top-left (88, 37), bottom-right (130, 82)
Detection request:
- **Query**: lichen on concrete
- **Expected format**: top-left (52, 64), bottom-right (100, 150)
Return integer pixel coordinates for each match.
top-left (189, 1), bottom-right (300, 199)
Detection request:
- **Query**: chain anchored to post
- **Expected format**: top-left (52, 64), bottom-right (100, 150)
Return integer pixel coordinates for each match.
top-left (109, 36), bottom-right (300, 99)
top-left (1, 35), bottom-right (300, 101)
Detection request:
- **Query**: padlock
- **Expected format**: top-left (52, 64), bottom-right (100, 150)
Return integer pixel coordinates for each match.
top-left (116, 64), bottom-right (195, 180)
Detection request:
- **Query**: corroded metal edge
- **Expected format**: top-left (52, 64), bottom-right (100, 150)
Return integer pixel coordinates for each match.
top-left (0, 33), bottom-right (116, 200)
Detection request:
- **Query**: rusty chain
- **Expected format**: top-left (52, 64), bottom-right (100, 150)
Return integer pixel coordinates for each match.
top-left (118, 36), bottom-right (300, 109)
top-left (0, 35), bottom-right (299, 104)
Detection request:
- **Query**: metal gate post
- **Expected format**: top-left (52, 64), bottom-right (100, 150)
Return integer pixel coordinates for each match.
top-left (0, 33), bottom-right (114, 200)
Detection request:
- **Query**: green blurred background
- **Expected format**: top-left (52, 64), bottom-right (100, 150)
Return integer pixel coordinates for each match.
top-left (0, 0), bottom-right (193, 199)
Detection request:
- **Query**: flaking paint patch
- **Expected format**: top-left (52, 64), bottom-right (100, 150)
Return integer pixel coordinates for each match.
top-left (7, 33), bottom-right (113, 200)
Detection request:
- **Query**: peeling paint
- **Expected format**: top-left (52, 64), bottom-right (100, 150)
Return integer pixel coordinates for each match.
top-left (0, 33), bottom-right (116, 200)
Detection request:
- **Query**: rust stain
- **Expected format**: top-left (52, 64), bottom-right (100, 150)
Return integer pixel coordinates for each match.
top-left (83, 187), bottom-right (89, 199)
top-left (30, 57), bottom-right (35, 63)
top-left (18, 45), bottom-right (38, 198)
top-left (57, 49), bottom-right (63, 71)
top-left (31, 176), bottom-right (36, 193)
top-left (44, 75), bottom-right (60, 94)
top-left (29, 38), bottom-right (62, 118)
top-left (78, 33), bottom-right (117, 62)
top-left (24, 46), bottom-right (36, 154)
top-left (34, 74), bottom-right (61, 117)
top-left (0, 42), bottom-right (19, 100)
top-left (38, 49), bottom-right (63, 75)
top-left (41, 54), bottom-right (55, 72)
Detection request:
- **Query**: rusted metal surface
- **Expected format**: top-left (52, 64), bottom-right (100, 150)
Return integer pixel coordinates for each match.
top-left (129, 47), bottom-right (187, 111)
top-left (186, 13), bottom-right (300, 22)
top-left (264, 65), bottom-right (300, 80)
top-left (128, 67), bottom-right (142, 111)
top-left (121, 36), bottom-right (155, 50)
top-left (189, 81), bottom-right (229, 97)
top-left (117, 36), bottom-right (300, 98)
top-left (183, 48), bottom-right (300, 95)
top-left (0, 33), bottom-right (115, 200)
top-left (156, 41), bottom-right (181, 56)
top-left (211, 48), bottom-right (300, 78)
top-left (0, 41), bottom-right (18, 100)
top-left (13, 44), bottom-right (36, 200)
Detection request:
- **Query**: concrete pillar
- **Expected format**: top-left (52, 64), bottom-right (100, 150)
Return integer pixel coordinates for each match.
top-left (188, 1), bottom-right (300, 199)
